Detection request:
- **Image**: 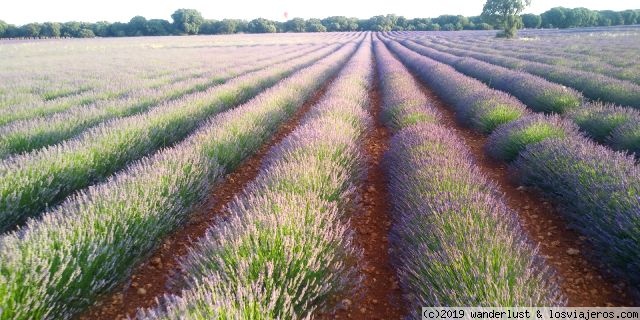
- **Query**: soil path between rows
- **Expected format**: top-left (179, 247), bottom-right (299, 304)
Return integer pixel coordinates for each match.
top-left (79, 73), bottom-right (337, 320)
top-left (325, 57), bottom-right (406, 320)
top-left (402, 64), bottom-right (636, 306)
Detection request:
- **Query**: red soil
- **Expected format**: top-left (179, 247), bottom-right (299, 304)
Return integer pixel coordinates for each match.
top-left (411, 73), bottom-right (636, 307)
top-left (79, 76), bottom-right (335, 320)
top-left (324, 62), bottom-right (406, 320)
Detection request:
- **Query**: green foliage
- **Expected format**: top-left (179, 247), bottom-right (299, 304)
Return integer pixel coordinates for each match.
top-left (521, 14), bottom-right (541, 28)
top-left (128, 15), bottom-right (148, 36)
top-left (0, 20), bottom-right (7, 37)
top-left (481, 0), bottom-right (531, 38)
top-left (171, 8), bottom-right (204, 35)
top-left (20, 23), bottom-right (41, 37)
top-left (305, 19), bottom-right (326, 32)
top-left (1, 6), bottom-right (639, 39)
top-left (247, 18), bottom-right (277, 33)
top-left (284, 18), bottom-right (306, 32)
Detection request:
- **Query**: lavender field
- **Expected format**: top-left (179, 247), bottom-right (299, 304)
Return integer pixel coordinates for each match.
top-left (0, 27), bottom-right (639, 319)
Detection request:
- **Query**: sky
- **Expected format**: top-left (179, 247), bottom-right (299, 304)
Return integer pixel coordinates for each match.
top-left (1, 0), bottom-right (638, 25)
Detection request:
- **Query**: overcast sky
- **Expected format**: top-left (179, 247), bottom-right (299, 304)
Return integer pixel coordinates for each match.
top-left (2, 0), bottom-right (638, 25)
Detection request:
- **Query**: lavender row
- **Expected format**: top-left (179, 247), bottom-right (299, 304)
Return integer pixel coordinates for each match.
top-left (372, 40), bottom-right (441, 131)
top-left (380, 37), bottom-right (530, 133)
top-left (0, 45), bottom-right (266, 124)
top-left (396, 39), bottom-right (640, 156)
top-left (0, 33), bottom-right (353, 112)
top-left (398, 31), bottom-right (640, 78)
top-left (397, 39), bottom-right (583, 114)
top-left (0, 44), bottom-right (326, 158)
top-left (389, 33), bottom-right (640, 294)
top-left (0, 49), bottom-right (242, 125)
top-left (138, 37), bottom-right (372, 319)
top-left (0, 43), bottom-right (343, 233)
top-left (424, 34), bottom-right (640, 85)
top-left (0, 39), bottom-right (358, 320)
top-left (375, 37), bottom-right (563, 311)
top-left (408, 37), bottom-right (640, 108)
top-left (486, 115), bottom-right (640, 287)
top-left (567, 103), bottom-right (640, 156)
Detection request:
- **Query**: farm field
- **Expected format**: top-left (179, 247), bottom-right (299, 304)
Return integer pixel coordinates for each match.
top-left (0, 27), bottom-right (639, 319)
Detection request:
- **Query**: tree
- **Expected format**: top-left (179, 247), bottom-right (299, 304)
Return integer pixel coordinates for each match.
top-left (199, 19), bottom-right (218, 34)
top-left (78, 28), bottom-right (95, 38)
top-left (541, 7), bottom-right (566, 28)
top-left (566, 8), bottom-right (596, 27)
top-left (146, 19), bottom-right (172, 36)
top-left (365, 15), bottom-right (395, 31)
top-left (128, 16), bottom-right (148, 36)
top-left (247, 18), bottom-right (277, 33)
top-left (0, 20), bottom-right (8, 37)
top-left (321, 16), bottom-right (358, 31)
top-left (21, 23), bottom-right (41, 37)
top-left (521, 14), bottom-right (541, 28)
top-left (598, 10), bottom-right (624, 26)
top-left (482, 0), bottom-right (531, 38)
top-left (92, 21), bottom-right (111, 37)
top-left (284, 18), bottom-right (306, 32)
top-left (40, 22), bottom-right (62, 37)
top-left (216, 19), bottom-right (244, 34)
top-left (171, 9), bottom-right (204, 35)
top-left (434, 15), bottom-right (469, 30)
top-left (441, 23), bottom-right (456, 31)
top-left (621, 9), bottom-right (638, 25)
top-left (61, 21), bottom-right (82, 37)
top-left (305, 19), bottom-right (326, 32)
top-left (109, 22), bottom-right (129, 37)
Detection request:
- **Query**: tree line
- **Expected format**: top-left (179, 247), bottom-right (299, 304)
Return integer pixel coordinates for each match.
top-left (0, 7), bottom-right (638, 39)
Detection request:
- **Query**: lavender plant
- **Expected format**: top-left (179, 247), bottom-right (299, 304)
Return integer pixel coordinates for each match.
top-left (385, 124), bottom-right (564, 309)
top-left (0, 43), bottom-right (343, 233)
top-left (0, 40), bottom-right (358, 320)
top-left (567, 103), bottom-right (640, 142)
top-left (399, 40), bottom-right (583, 114)
top-left (375, 39), bottom-right (563, 311)
top-left (609, 122), bottom-right (640, 156)
top-left (486, 114), bottom-right (582, 161)
top-left (381, 37), bottom-right (529, 133)
top-left (512, 137), bottom-right (640, 286)
top-left (373, 39), bottom-right (441, 131)
top-left (139, 36), bottom-right (373, 320)
top-left (0, 44), bottom-right (326, 158)
top-left (409, 38), bottom-right (640, 108)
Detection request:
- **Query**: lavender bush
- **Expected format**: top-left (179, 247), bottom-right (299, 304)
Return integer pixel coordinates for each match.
top-left (0, 40), bottom-right (358, 320)
top-left (512, 136), bottom-right (640, 286)
top-left (567, 103), bottom-right (640, 155)
top-left (486, 114), bottom-right (582, 161)
top-left (0, 43), bottom-right (343, 233)
top-left (610, 122), bottom-right (640, 156)
top-left (409, 38), bottom-right (640, 108)
top-left (374, 37), bottom-right (563, 313)
top-left (373, 38), bottom-right (441, 131)
top-left (384, 123), bottom-right (564, 309)
top-left (381, 37), bottom-right (529, 133)
top-left (400, 40), bottom-right (583, 114)
top-left (567, 102), bottom-right (640, 142)
top-left (139, 37), bottom-right (372, 319)
top-left (0, 44), bottom-right (325, 158)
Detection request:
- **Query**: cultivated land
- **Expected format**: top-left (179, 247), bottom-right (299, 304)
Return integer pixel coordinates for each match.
top-left (0, 27), bottom-right (639, 319)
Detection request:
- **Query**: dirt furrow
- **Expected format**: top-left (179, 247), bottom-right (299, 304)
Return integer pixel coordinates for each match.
top-left (406, 70), bottom-right (636, 306)
top-left (79, 75), bottom-right (336, 320)
top-left (328, 58), bottom-right (406, 320)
